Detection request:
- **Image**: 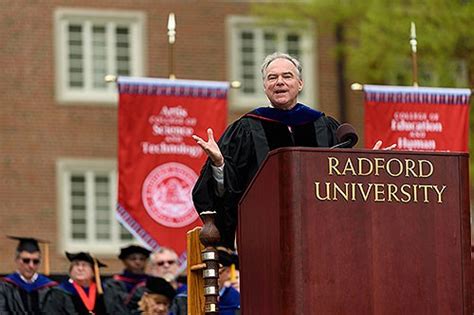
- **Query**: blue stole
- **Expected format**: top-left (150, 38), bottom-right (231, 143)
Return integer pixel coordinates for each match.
top-left (245, 103), bottom-right (323, 126)
top-left (3, 273), bottom-right (57, 293)
top-left (58, 279), bottom-right (92, 295)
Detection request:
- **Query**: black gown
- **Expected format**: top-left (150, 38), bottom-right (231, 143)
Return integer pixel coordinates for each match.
top-left (0, 273), bottom-right (57, 314)
top-left (103, 270), bottom-right (147, 307)
top-left (42, 279), bottom-right (128, 315)
top-left (192, 103), bottom-right (340, 249)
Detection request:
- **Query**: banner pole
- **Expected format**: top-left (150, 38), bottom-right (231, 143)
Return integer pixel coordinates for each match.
top-left (410, 22), bottom-right (419, 87)
top-left (104, 75), bottom-right (242, 90)
top-left (168, 13), bottom-right (176, 80)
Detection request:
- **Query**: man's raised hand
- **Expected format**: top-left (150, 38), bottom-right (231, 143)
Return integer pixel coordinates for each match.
top-left (372, 140), bottom-right (397, 150)
top-left (192, 128), bottom-right (224, 167)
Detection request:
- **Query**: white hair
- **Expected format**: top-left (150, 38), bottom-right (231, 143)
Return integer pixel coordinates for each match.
top-left (260, 52), bottom-right (302, 80)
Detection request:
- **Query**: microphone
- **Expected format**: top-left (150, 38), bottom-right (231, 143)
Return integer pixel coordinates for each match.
top-left (331, 123), bottom-right (358, 149)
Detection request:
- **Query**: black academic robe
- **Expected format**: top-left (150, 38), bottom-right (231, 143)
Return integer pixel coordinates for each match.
top-left (192, 104), bottom-right (339, 249)
top-left (42, 279), bottom-right (128, 315)
top-left (103, 271), bottom-right (147, 306)
top-left (0, 274), bottom-right (57, 314)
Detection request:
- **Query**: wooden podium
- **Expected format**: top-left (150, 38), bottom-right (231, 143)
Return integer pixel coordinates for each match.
top-left (238, 148), bottom-right (471, 314)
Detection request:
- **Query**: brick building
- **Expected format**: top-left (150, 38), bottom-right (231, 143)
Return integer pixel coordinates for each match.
top-left (0, 0), bottom-right (359, 274)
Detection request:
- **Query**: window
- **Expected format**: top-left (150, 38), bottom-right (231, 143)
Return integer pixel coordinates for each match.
top-left (57, 159), bottom-right (134, 253)
top-left (54, 8), bottom-right (146, 104)
top-left (227, 16), bottom-right (316, 109)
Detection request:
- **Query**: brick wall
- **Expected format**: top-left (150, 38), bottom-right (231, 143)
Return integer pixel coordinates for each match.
top-left (0, 0), bottom-right (344, 274)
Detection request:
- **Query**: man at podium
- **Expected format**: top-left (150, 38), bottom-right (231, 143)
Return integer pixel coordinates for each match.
top-left (192, 52), bottom-right (340, 250)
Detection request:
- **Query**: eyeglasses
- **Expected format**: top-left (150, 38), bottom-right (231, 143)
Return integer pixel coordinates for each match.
top-left (155, 260), bottom-right (177, 267)
top-left (21, 258), bottom-right (40, 265)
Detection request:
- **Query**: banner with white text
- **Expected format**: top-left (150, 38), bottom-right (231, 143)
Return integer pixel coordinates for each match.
top-left (117, 76), bottom-right (228, 259)
top-left (364, 85), bottom-right (471, 151)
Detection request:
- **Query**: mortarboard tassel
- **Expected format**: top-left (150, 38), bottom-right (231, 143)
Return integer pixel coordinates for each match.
top-left (93, 257), bottom-right (103, 295)
top-left (43, 243), bottom-right (50, 276)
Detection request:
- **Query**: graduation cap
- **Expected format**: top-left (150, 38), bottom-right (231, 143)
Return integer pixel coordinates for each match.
top-left (118, 245), bottom-right (151, 260)
top-left (65, 252), bottom-right (107, 267)
top-left (217, 247), bottom-right (239, 270)
top-left (217, 247), bottom-right (239, 283)
top-left (66, 251), bottom-right (107, 294)
top-left (8, 236), bottom-right (51, 276)
top-left (8, 236), bottom-right (44, 253)
top-left (145, 276), bottom-right (177, 301)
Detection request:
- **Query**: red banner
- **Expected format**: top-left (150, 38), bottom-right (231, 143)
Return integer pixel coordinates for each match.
top-left (364, 85), bottom-right (471, 152)
top-left (117, 77), bottom-right (228, 258)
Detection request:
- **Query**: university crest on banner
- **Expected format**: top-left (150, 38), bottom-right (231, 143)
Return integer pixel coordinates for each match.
top-left (364, 85), bottom-right (471, 151)
top-left (117, 76), bottom-right (228, 258)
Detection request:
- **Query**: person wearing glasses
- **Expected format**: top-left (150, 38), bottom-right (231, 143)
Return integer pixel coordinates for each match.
top-left (148, 247), bottom-right (183, 292)
top-left (0, 236), bottom-right (57, 314)
top-left (105, 245), bottom-right (151, 305)
top-left (128, 247), bottom-right (187, 314)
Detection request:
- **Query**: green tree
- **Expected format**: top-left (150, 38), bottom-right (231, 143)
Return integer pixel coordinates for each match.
top-left (254, 0), bottom-right (474, 177)
top-left (253, 0), bottom-right (474, 87)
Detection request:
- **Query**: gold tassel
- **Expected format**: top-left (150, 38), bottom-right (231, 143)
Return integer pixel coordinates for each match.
top-left (43, 243), bottom-right (50, 276)
top-left (93, 258), bottom-right (103, 295)
top-left (230, 263), bottom-right (236, 282)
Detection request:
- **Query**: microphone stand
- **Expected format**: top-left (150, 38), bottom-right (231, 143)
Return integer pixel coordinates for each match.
top-left (330, 140), bottom-right (354, 149)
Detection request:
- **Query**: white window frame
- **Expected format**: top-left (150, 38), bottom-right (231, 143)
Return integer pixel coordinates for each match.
top-left (227, 16), bottom-right (317, 110)
top-left (54, 8), bottom-right (146, 105)
top-left (57, 158), bottom-right (133, 254)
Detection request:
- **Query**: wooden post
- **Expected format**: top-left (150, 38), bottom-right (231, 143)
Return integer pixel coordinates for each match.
top-left (199, 211), bottom-right (221, 314)
top-left (187, 227), bottom-right (205, 314)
